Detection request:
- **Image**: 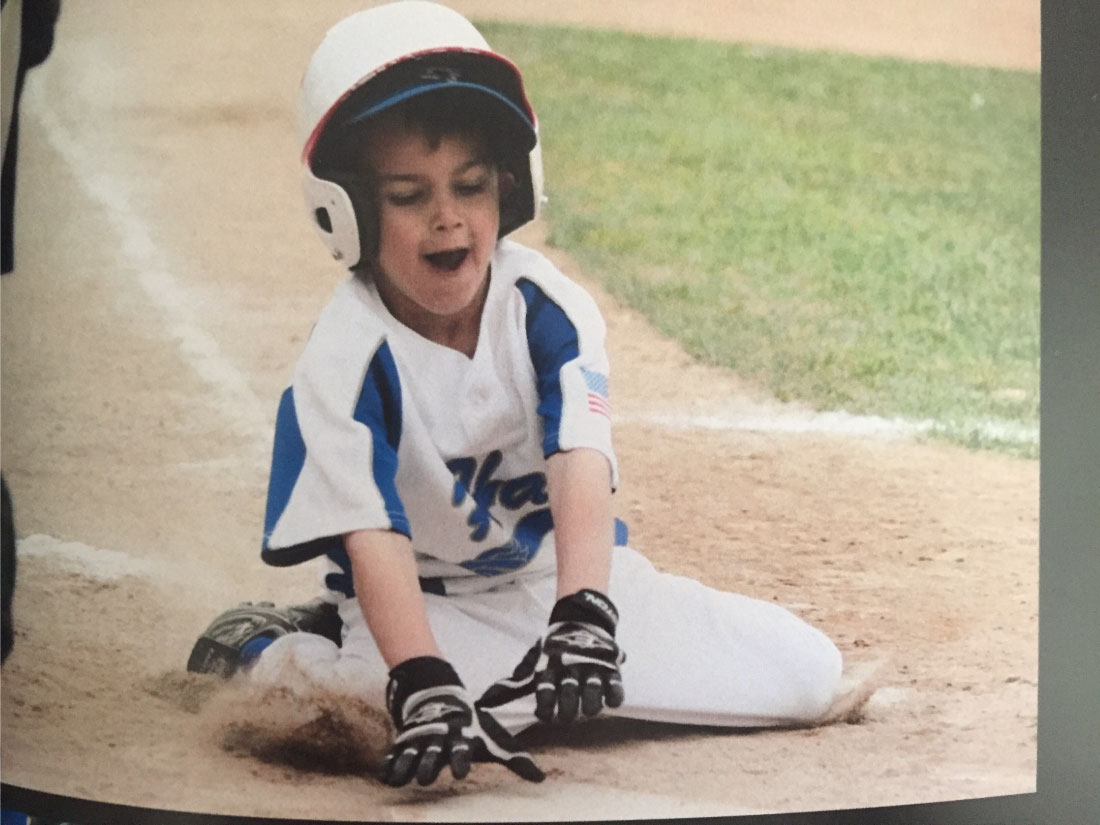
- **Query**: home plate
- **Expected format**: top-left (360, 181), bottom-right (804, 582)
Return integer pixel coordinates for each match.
top-left (17, 533), bottom-right (162, 581)
top-left (814, 659), bottom-right (890, 725)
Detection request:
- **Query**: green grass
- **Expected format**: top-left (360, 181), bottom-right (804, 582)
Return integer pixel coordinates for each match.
top-left (481, 23), bottom-right (1040, 457)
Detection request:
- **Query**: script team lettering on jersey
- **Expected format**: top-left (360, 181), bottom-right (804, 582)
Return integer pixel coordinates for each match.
top-left (447, 450), bottom-right (553, 576)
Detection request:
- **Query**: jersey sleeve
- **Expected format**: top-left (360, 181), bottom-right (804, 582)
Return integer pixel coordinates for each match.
top-left (516, 273), bottom-right (619, 488)
top-left (261, 312), bottom-right (409, 567)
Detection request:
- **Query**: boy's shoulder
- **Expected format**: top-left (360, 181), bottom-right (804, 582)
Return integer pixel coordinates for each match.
top-left (494, 239), bottom-right (599, 310)
top-left (493, 238), bottom-right (559, 282)
top-left (297, 277), bottom-right (389, 371)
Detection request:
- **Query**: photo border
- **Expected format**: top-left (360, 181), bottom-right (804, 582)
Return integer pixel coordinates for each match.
top-left (4, 0), bottom-right (1097, 823)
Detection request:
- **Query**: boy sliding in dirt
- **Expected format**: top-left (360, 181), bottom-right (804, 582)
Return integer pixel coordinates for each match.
top-left (189, 0), bottom-right (843, 787)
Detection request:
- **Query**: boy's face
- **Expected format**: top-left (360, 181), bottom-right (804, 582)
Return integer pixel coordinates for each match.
top-left (365, 122), bottom-right (501, 336)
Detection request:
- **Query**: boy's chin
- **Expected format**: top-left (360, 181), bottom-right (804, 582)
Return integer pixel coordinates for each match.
top-left (414, 275), bottom-right (490, 318)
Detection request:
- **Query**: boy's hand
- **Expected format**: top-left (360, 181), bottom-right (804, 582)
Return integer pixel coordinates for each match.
top-left (479, 589), bottom-right (625, 723)
top-left (381, 656), bottom-right (544, 786)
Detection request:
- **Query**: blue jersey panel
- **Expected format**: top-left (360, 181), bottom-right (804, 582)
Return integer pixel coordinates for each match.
top-left (261, 343), bottom-right (409, 567)
top-left (262, 387), bottom-right (345, 566)
top-left (614, 517), bottom-right (629, 547)
top-left (264, 386), bottom-right (304, 546)
top-left (352, 341), bottom-right (409, 536)
top-left (517, 278), bottom-right (581, 457)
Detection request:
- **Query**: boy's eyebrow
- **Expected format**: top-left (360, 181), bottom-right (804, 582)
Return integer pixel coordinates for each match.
top-left (376, 172), bottom-right (424, 184)
top-left (375, 158), bottom-right (493, 184)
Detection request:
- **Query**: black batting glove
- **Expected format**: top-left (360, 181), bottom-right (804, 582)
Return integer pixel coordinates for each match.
top-left (381, 656), bottom-right (544, 787)
top-left (479, 589), bottom-right (625, 723)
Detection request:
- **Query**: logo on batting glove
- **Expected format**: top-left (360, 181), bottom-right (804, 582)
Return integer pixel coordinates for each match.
top-left (553, 627), bottom-right (616, 652)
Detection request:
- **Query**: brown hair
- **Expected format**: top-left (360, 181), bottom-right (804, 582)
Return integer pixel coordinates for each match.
top-left (314, 87), bottom-right (525, 181)
top-left (313, 87), bottom-right (529, 276)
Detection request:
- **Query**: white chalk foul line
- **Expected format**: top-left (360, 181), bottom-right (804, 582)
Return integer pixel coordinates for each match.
top-left (28, 92), bottom-right (272, 457)
top-left (621, 408), bottom-right (1038, 445)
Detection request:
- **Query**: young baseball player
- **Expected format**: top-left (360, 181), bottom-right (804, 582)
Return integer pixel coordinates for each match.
top-left (188, 0), bottom-right (843, 788)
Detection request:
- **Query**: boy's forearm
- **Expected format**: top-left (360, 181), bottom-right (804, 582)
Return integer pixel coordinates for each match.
top-left (345, 528), bottom-right (442, 669)
top-left (546, 448), bottom-right (614, 600)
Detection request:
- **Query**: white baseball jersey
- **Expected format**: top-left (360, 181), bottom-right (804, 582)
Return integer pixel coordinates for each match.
top-left (252, 240), bottom-right (845, 733)
top-left (262, 239), bottom-right (620, 597)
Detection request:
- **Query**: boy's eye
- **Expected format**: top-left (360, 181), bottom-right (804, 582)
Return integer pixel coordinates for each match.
top-left (454, 176), bottom-right (490, 197)
top-left (385, 189), bottom-right (425, 207)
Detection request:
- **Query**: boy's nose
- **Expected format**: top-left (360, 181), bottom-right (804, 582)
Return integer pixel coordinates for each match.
top-left (431, 195), bottom-right (464, 231)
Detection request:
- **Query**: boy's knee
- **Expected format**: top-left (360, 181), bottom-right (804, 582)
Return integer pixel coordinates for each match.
top-left (247, 632), bottom-right (340, 691)
top-left (788, 632), bottom-right (844, 721)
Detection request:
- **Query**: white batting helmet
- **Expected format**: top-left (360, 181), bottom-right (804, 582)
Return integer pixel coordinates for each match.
top-left (298, 1), bottom-right (544, 268)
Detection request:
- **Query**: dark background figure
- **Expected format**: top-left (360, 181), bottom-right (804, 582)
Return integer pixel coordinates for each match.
top-left (2, 478), bottom-right (15, 661)
top-left (2, 0), bottom-right (63, 663)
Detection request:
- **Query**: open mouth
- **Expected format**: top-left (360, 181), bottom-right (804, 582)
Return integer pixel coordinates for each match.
top-left (423, 248), bottom-right (470, 272)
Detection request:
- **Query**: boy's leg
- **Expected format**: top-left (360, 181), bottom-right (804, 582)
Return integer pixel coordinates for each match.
top-left (604, 545), bottom-right (843, 727)
top-left (186, 599), bottom-right (343, 679)
top-left (245, 586), bottom-right (547, 714)
top-left (445, 549), bottom-right (842, 733)
top-left (246, 548), bottom-right (843, 732)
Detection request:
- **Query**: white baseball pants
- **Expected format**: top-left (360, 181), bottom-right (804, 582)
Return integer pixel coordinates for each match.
top-left (249, 545), bottom-right (843, 733)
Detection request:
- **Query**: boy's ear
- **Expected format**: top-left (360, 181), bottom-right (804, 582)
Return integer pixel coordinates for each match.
top-left (499, 170), bottom-right (517, 202)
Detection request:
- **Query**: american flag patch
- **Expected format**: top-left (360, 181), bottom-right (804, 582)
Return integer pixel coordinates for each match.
top-left (582, 368), bottom-right (611, 419)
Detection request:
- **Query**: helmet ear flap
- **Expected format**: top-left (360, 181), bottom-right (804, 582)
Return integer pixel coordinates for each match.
top-left (498, 140), bottom-right (542, 238)
top-left (302, 169), bottom-right (376, 267)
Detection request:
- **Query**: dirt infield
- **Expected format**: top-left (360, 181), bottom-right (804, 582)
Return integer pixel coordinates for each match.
top-left (0, 0), bottom-right (1038, 819)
